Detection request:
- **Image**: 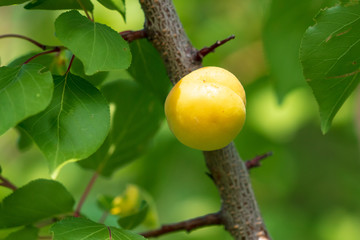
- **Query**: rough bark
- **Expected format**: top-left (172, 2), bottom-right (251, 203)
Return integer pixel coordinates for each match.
top-left (139, 0), bottom-right (271, 239)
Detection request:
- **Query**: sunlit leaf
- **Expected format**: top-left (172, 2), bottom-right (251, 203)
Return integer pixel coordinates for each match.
top-left (19, 74), bottom-right (110, 177)
top-left (55, 10), bottom-right (131, 75)
top-left (78, 80), bottom-right (163, 176)
top-left (97, 0), bottom-right (126, 20)
top-left (129, 39), bottom-right (171, 102)
top-left (24, 0), bottom-right (93, 11)
top-left (4, 226), bottom-right (38, 240)
top-left (300, 3), bottom-right (360, 133)
top-left (0, 64), bottom-right (53, 135)
top-left (51, 217), bottom-right (147, 240)
top-left (0, 179), bottom-right (74, 228)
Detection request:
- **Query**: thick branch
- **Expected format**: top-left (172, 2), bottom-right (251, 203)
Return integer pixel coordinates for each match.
top-left (139, 0), bottom-right (270, 239)
top-left (140, 212), bottom-right (221, 238)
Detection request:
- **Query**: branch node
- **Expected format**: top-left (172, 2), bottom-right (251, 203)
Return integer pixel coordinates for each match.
top-left (120, 29), bottom-right (147, 42)
top-left (195, 35), bottom-right (235, 61)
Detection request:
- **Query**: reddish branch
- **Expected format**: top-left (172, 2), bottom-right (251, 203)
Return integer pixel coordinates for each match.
top-left (245, 152), bottom-right (273, 170)
top-left (140, 212), bottom-right (222, 238)
top-left (195, 35), bottom-right (235, 61)
top-left (74, 172), bottom-right (99, 217)
top-left (0, 175), bottom-right (17, 191)
top-left (0, 34), bottom-right (52, 50)
top-left (24, 47), bottom-right (62, 64)
top-left (120, 30), bottom-right (147, 42)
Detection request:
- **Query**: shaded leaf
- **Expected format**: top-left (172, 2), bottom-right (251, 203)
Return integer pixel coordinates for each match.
top-left (24, 0), bottom-right (93, 11)
top-left (70, 57), bottom-right (109, 86)
top-left (16, 127), bottom-right (33, 151)
top-left (55, 10), bottom-right (131, 75)
top-left (263, 0), bottom-right (337, 101)
top-left (97, 0), bottom-right (126, 20)
top-left (8, 51), bottom-right (68, 75)
top-left (129, 39), bottom-right (171, 102)
top-left (97, 195), bottom-right (114, 212)
top-left (78, 80), bottom-right (163, 176)
top-left (51, 217), bottom-right (147, 240)
top-left (0, 64), bottom-right (53, 135)
top-left (0, 0), bottom-right (30, 6)
top-left (300, 4), bottom-right (360, 133)
top-left (19, 74), bottom-right (110, 177)
top-left (4, 226), bottom-right (38, 240)
top-left (0, 179), bottom-right (74, 228)
top-left (117, 201), bottom-right (149, 230)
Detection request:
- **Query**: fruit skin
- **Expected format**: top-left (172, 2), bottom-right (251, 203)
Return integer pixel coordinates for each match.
top-left (165, 66), bottom-right (246, 151)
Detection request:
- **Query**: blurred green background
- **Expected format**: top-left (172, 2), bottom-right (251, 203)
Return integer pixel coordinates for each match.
top-left (0, 0), bottom-right (359, 240)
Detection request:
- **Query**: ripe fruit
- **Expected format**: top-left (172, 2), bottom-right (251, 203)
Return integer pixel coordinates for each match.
top-left (164, 66), bottom-right (246, 151)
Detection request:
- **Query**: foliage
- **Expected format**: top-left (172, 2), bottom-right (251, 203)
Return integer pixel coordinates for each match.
top-left (0, 0), bottom-right (359, 240)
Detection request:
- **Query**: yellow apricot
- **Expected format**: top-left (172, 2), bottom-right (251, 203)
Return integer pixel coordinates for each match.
top-left (165, 66), bottom-right (246, 151)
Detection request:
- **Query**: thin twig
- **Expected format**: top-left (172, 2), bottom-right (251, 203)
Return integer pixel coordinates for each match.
top-left (245, 152), bottom-right (273, 170)
top-left (77, 0), bottom-right (93, 21)
top-left (0, 34), bottom-right (50, 50)
top-left (24, 47), bottom-right (62, 64)
top-left (195, 35), bottom-right (235, 61)
top-left (74, 172), bottom-right (99, 217)
top-left (140, 212), bottom-right (222, 238)
top-left (120, 30), bottom-right (147, 42)
top-left (0, 175), bottom-right (17, 191)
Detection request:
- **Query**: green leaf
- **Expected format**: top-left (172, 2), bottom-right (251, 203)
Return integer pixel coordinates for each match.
top-left (117, 201), bottom-right (149, 230)
top-left (0, 64), bottom-right (53, 135)
top-left (51, 217), bottom-right (147, 240)
top-left (263, 0), bottom-right (336, 101)
top-left (16, 127), bottom-right (33, 151)
top-left (4, 226), bottom-right (39, 240)
top-left (300, 4), bottom-right (360, 133)
top-left (8, 52), bottom-right (68, 75)
top-left (97, 195), bottom-right (114, 212)
top-left (55, 10), bottom-right (131, 75)
top-left (0, 179), bottom-right (75, 228)
top-left (70, 57), bottom-right (109, 86)
top-left (0, 0), bottom-right (30, 6)
top-left (24, 0), bottom-right (93, 11)
top-left (128, 39), bottom-right (171, 102)
top-left (78, 80), bottom-right (163, 176)
top-left (97, 0), bottom-right (126, 20)
top-left (19, 74), bottom-right (110, 177)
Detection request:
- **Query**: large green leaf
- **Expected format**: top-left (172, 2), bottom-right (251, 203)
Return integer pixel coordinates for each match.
top-left (0, 0), bottom-right (30, 6)
top-left (51, 217), bottom-right (147, 240)
top-left (300, 3), bottom-right (360, 133)
top-left (19, 74), bottom-right (110, 177)
top-left (78, 80), bottom-right (163, 176)
top-left (24, 0), bottom-right (93, 11)
top-left (70, 57), bottom-right (109, 86)
top-left (0, 64), bottom-right (53, 135)
top-left (263, 0), bottom-right (336, 101)
top-left (4, 227), bottom-right (38, 240)
top-left (97, 0), bottom-right (126, 20)
top-left (129, 39), bottom-right (171, 102)
top-left (55, 10), bottom-right (131, 75)
top-left (0, 179), bottom-right (74, 228)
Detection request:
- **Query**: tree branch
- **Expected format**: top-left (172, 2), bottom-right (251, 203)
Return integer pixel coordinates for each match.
top-left (0, 34), bottom-right (52, 50)
top-left (195, 35), bottom-right (235, 61)
top-left (74, 172), bottom-right (99, 217)
top-left (140, 212), bottom-right (222, 238)
top-left (120, 30), bottom-right (147, 42)
top-left (139, 0), bottom-right (271, 239)
top-left (24, 47), bottom-right (62, 64)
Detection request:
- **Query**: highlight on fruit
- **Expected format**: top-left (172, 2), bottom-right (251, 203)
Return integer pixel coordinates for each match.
top-left (164, 66), bottom-right (246, 151)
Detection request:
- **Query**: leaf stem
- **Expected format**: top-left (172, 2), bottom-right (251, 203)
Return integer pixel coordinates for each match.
top-left (65, 55), bottom-right (75, 75)
top-left (0, 175), bottom-right (17, 191)
top-left (74, 172), bottom-right (99, 217)
top-left (140, 212), bottom-right (222, 238)
top-left (99, 211), bottom-right (109, 224)
top-left (77, 0), bottom-right (93, 21)
top-left (0, 34), bottom-right (52, 50)
top-left (24, 47), bottom-right (62, 64)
